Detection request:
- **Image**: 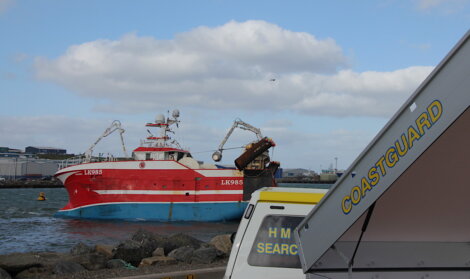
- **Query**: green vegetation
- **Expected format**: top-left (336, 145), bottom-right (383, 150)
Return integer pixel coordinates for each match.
top-left (36, 154), bottom-right (76, 160)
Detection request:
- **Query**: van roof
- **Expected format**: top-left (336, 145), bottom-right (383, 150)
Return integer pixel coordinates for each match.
top-left (252, 187), bottom-right (328, 204)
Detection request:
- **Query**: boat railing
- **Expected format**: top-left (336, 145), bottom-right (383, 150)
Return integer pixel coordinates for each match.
top-left (58, 156), bottom-right (131, 169)
top-left (58, 157), bottom-right (85, 169)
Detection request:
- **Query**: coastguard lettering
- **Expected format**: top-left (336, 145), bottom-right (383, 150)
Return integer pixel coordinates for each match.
top-left (385, 147), bottom-right (399, 168)
top-left (269, 227), bottom-right (277, 238)
top-left (281, 228), bottom-right (291, 239)
top-left (368, 167), bottom-right (379, 186)
top-left (341, 100), bottom-right (443, 214)
top-left (254, 223), bottom-right (299, 256)
top-left (395, 134), bottom-right (408, 157)
top-left (267, 227), bottom-right (292, 239)
top-left (248, 216), bottom-right (304, 268)
top-left (256, 242), bottom-right (298, 255)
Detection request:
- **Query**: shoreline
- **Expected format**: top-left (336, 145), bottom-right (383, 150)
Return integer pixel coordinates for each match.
top-left (0, 180), bottom-right (63, 188)
top-left (0, 229), bottom-right (233, 279)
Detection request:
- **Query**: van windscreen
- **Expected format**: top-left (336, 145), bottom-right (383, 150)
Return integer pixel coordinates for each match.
top-left (248, 215), bottom-right (304, 268)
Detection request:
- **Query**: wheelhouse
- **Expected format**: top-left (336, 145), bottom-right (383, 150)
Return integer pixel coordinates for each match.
top-left (132, 147), bottom-right (192, 161)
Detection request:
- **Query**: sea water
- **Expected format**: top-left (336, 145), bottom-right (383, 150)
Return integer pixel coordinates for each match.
top-left (0, 184), bottom-right (332, 254)
top-left (0, 188), bottom-right (239, 254)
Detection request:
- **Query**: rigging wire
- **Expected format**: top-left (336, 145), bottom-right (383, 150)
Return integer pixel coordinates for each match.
top-left (191, 146), bottom-right (245, 154)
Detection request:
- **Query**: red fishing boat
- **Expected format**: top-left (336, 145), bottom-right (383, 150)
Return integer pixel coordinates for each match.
top-left (54, 110), bottom-right (278, 221)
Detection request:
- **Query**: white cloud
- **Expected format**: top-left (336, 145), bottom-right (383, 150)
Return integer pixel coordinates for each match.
top-left (290, 66), bottom-right (434, 117)
top-left (35, 20), bottom-right (432, 118)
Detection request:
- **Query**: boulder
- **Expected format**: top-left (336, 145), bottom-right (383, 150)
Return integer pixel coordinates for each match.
top-left (0, 253), bottom-right (40, 274)
top-left (71, 252), bottom-right (109, 271)
top-left (14, 267), bottom-right (51, 279)
top-left (113, 229), bottom-right (169, 266)
top-left (168, 246), bottom-right (194, 263)
top-left (164, 233), bottom-right (203, 254)
top-left (113, 239), bottom-right (144, 266)
top-left (139, 256), bottom-right (177, 267)
top-left (95, 244), bottom-right (114, 258)
top-left (52, 261), bottom-right (85, 275)
top-left (0, 268), bottom-right (11, 279)
top-left (210, 234), bottom-right (233, 256)
top-left (105, 259), bottom-right (128, 269)
top-left (152, 247), bottom-right (165, 257)
top-left (131, 229), bottom-right (167, 245)
top-left (199, 242), bottom-right (224, 257)
top-left (132, 229), bottom-right (168, 254)
top-left (191, 246), bottom-right (218, 264)
top-left (0, 252), bottom-right (63, 274)
top-left (70, 242), bottom-right (93, 256)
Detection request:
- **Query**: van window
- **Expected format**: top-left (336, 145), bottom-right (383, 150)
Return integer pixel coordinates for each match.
top-left (248, 215), bottom-right (304, 268)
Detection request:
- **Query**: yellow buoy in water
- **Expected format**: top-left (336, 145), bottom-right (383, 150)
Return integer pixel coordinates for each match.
top-left (37, 192), bottom-right (46, 201)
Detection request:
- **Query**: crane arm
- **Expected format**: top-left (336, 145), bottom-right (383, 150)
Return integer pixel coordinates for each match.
top-left (212, 118), bottom-right (263, 162)
top-left (84, 120), bottom-right (128, 161)
top-left (234, 120), bottom-right (263, 140)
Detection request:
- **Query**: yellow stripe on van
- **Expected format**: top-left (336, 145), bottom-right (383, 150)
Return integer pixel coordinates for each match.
top-left (259, 191), bottom-right (325, 204)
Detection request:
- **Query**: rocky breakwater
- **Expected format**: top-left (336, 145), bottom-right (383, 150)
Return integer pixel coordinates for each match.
top-left (0, 179), bottom-right (62, 188)
top-left (0, 229), bottom-right (233, 279)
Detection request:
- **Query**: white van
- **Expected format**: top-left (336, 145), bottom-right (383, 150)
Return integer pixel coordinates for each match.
top-left (224, 187), bottom-right (327, 279)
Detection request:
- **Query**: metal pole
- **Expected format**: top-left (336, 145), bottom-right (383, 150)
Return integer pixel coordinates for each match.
top-left (25, 156), bottom-right (28, 178)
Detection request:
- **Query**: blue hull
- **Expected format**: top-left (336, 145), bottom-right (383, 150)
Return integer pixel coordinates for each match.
top-left (55, 202), bottom-right (248, 222)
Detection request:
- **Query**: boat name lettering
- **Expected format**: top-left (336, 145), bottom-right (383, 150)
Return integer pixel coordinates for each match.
top-left (221, 179), bottom-right (243, 186)
top-left (341, 100), bottom-right (443, 215)
top-left (84, 169), bottom-right (103, 175)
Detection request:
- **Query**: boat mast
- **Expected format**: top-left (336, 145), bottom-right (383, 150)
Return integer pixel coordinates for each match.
top-left (144, 109), bottom-right (181, 149)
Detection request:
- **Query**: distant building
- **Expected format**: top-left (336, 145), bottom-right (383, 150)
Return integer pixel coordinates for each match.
top-left (0, 157), bottom-right (59, 179)
top-left (283, 168), bottom-right (315, 177)
top-left (0, 153), bottom-right (20, 158)
top-left (25, 146), bottom-right (66, 155)
top-left (0, 147), bottom-right (24, 158)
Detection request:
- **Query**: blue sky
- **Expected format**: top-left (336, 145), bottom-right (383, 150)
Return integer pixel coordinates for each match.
top-left (0, 0), bottom-right (469, 170)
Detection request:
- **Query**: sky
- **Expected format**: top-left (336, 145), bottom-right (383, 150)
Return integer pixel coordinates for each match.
top-left (0, 0), bottom-right (469, 171)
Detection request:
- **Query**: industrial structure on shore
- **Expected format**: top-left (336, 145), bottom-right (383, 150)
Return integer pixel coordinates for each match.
top-left (0, 146), bottom-right (69, 180)
top-left (0, 145), bottom-right (341, 183)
